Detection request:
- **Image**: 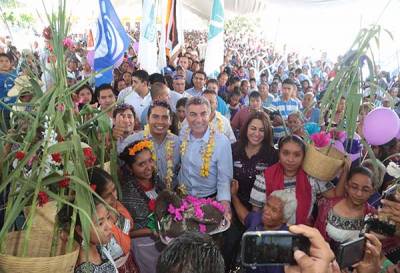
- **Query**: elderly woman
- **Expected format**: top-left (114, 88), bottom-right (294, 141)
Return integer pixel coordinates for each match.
top-left (231, 182), bottom-right (296, 273)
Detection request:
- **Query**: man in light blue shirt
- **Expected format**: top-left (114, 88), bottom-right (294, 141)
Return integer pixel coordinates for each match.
top-left (258, 82), bottom-right (274, 108)
top-left (178, 96), bottom-right (233, 220)
top-left (185, 71), bottom-right (206, 97)
top-left (117, 101), bottom-right (180, 187)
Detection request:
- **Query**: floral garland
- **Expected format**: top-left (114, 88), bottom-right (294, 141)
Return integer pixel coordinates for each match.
top-left (128, 140), bottom-right (153, 156)
top-left (180, 126), bottom-right (216, 177)
top-left (144, 125), bottom-right (174, 190)
top-left (214, 112), bottom-right (224, 133)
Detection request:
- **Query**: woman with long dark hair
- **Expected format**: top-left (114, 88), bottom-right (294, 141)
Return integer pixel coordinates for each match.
top-left (223, 111), bottom-right (278, 271)
top-left (119, 139), bottom-right (165, 273)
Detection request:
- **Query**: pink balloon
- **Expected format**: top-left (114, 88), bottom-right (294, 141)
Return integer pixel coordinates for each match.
top-left (397, 125), bottom-right (400, 140)
top-left (363, 107), bottom-right (400, 145)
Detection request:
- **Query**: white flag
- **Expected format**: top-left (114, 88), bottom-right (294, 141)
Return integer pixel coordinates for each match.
top-left (138, 0), bottom-right (159, 74)
top-left (204, 0), bottom-right (224, 79)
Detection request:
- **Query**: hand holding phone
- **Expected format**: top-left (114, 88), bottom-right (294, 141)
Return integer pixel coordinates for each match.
top-left (335, 236), bottom-right (365, 269)
top-left (285, 225), bottom-right (336, 273)
top-left (352, 233), bottom-right (382, 273)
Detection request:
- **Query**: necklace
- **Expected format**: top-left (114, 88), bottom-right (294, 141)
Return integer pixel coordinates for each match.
top-left (143, 125), bottom-right (174, 190)
top-left (180, 126), bottom-right (216, 177)
top-left (214, 112), bottom-right (224, 133)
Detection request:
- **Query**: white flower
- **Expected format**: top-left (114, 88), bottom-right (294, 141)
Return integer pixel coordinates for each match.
top-left (386, 161), bottom-right (400, 178)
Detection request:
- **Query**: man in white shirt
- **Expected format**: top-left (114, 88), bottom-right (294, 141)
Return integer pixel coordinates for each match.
top-left (118, 69), bottom-right (152, 119)
top-left (185, 71), bottom-right (206, 97)
top-left (172, 75), bottom-right (191, 98)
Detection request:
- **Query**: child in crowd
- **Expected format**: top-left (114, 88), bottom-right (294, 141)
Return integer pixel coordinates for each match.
top-left (228, 88), bottom-right (242, 121)
top-left (0, 53), bottom-right (17, 128)
top-left (89, 167), bottom-right (139, 273)
top-left (176, 97), bottom-right (188, 131)
top-left (58, 199), bottom-right (116, 273)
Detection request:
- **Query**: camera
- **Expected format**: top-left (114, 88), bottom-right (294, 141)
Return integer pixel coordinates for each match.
top-left (241, 231), bottom-right (311, 266)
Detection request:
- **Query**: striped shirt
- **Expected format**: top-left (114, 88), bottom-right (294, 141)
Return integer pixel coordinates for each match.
top-left (272, 98), bottom-right (299, 119)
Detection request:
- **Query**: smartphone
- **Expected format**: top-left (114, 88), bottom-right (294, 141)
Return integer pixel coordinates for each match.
top-left (335, 236), bottom-right (365, 269)
top-left (382, 183), bottom-right (400, 202)
top-left (241, 231), bottom-right (311, 266)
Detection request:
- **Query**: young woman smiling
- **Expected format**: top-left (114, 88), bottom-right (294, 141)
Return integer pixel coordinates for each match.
top-left (223, 111), bottom-right (278, 271)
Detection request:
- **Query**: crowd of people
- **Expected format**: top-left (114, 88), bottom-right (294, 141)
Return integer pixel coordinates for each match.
top-left (0, 22), bottom-right (400, 273)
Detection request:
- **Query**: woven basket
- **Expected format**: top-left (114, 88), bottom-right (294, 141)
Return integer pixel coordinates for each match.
top-left (0, 230), bottom-right (79, 273)
top-left (303, 144), bottom-right (345, 181)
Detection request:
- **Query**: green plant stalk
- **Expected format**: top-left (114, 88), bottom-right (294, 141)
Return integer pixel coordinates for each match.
top-left (21, 122), bottom-right (55, 256)
top-left (66, 206), bottom-right (77, 253)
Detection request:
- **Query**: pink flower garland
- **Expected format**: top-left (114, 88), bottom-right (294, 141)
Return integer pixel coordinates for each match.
top-left (166, 195), bottom-right (225, 233)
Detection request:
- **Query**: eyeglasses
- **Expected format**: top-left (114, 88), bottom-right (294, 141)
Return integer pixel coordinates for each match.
top-left (348, 183), bottom-right (373, 195)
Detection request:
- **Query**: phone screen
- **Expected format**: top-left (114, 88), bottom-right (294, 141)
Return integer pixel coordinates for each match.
top-left (241, 232), bottom-right (310, 266)
top-left (336, 237), bottom-right (365, 269)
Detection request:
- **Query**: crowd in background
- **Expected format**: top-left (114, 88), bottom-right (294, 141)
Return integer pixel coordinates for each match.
top-left (0, 22), bottom-right (400, 273)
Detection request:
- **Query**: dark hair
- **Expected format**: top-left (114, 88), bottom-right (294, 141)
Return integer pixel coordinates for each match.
top-left (132, 69), bottom-right (149, 83)
top-left (202, 89), bottom-right (217, 97)
top-left (249, 78), bottom-right (256, 82)
top-left (282, 78), bottom-right (296, 87)
top-left (228, 76), bottom-right (240, 86)
top-left (76, 84), bottom-right (93, 96)
top-left (206, 78), bottom-right (218, 86)
top-left (147, 100), bottom-right (172, 119)
top-left (156, 232), bottom-right (224, 273)
top-left (240, 79), bottom-right (249, 88)
top-left (150, 82), bottom-right (168, 100)
top-left (193, 70), bottom-right (207, 80)
top-left (149, 73), bottom-right (166, 85)
top-left (176, 97), bottom-right (188, 109)
top-left (229, 88), bottom-right (241, 100)
top-left (278, 135), bottom-right (306, 155)
top-left (0, 53), bottom-right (12, 62)
top-left (95, 84), bottom-right (114, 98)
top-left (87, 167), bottom-right (113, 197)
top-left (249, 91), bottom-right (261, 100)
top-left (119, 140), bottom-right (152, 166)
top-left (217, 71), bottom-right (228, 79)
top-left (347, 166), bottom-right (373, 181)
top-left (113, 103), bottom-right (136, 119)
top-left (239, 111), bottom-right (274, 152)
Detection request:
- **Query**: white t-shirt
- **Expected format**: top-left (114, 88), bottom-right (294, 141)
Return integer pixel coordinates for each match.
top-left (118, 86), bottom-right (152, 119)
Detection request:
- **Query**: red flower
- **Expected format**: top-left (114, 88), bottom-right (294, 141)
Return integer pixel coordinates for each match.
top-left (56, 134), bottom-right (64, 142)
top-left (58, 177), bottom-right (70, 188)
top-left (90, 184), bottom-right (97, 192)
top-left (37, 191), bottom-right (49, 207)
top-left (16, 151), bottom-right (25, 160)
top-left (83, 147), bottom-right (96, 167)
top-left (148, 199), bottom-right (156, 212)
top-left (51, 153), bottom-right (62, 163)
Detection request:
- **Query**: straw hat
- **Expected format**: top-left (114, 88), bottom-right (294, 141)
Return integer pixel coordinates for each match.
top-left (7, 75), bottom-right (42, 97)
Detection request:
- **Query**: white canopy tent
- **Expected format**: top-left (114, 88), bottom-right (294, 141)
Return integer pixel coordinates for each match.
top-left (3, 0), bottom-right (400, 71)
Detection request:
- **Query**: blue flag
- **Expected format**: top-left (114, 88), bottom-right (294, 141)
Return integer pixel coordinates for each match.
top-left (94, 0), bottom-right (130, 87)
top-left (204, 0), bottom-right (224, 79)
